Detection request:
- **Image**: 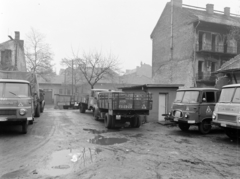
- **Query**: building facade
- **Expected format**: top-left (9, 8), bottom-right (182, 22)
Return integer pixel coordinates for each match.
top-left (151, 0), bottom-right (240, 87)
top-left (120, 62), bottom-right (153, 84)
top-left (0, 31), bottom-right (27, 71)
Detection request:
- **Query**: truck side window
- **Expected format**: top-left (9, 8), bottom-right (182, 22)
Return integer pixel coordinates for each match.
top-left (206, 92), bottom-right (215, 102)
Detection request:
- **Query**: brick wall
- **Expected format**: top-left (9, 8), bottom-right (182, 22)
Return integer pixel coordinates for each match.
top-left (151, 3), bottom-right (197, 87)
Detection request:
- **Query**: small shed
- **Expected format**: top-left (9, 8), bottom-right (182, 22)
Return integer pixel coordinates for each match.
top-left (119, 84), bottom-right (183, 123)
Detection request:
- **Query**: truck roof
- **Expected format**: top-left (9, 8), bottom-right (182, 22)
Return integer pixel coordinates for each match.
top-left (91, 89), bottom-right (110, 92)
top-left (222, 84), bottom-right (240, 88)
top-left (177, 87), bottom-right (219, 91)
top-left (0, 79), bottom-right (30, 84)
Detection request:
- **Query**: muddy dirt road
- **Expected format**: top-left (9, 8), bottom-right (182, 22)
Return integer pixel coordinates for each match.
top-left (0, 106), bottom-right (239, 179)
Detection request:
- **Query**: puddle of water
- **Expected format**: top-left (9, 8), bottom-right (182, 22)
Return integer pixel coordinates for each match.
top-left (83, 128), bottom-right (120, 134)
top-left (39, 147), bottom-right (101, 176)
top-left (130, 134), bottom-right (144, 138)
top-left (0, 169), bottom-right (28, 179)
top-left (88, 135), bottom-right (128, 145)
top-left (83, 128), bottom-right (108, 134)
top-left (175, 139), bottom-right (192, 144)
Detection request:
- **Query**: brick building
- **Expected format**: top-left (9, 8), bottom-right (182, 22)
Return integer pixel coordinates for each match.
top-left (0, 31), bottom-right (27, 71)
top-left (151, 0), bottom-right (240, 87)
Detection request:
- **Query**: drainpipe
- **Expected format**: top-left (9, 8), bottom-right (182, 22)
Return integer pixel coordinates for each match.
top-left (193, 20), bottom-right (200, 87)
top-left (170, 0), bottom-right (174, 83)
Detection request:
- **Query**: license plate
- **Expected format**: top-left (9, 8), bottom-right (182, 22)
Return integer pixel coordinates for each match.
top-left (116, 115), bottom-right (121, 120)
top-left (221, 123), bottom-right (226, 127)
top-left (174, 111), bottom-right (181, 117)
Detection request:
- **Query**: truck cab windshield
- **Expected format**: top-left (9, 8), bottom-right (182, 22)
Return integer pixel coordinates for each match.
top-left (0, 83), bottom-right (30, 98)
top-left (182, 91), bottom-right (199, 103)
top-left (219, 88), bottom-right (235, 103)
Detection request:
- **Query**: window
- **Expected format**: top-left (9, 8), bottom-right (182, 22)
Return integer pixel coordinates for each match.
top-left (232, 88), bottom-right (240, 103)
top-left (67, 89), bottom-right (71, 95)
top-left (219, 88), bottom-right (235, 102)
top-left (174, 91), bottom-right (184, 102)
top-left (3, 83), bottom-right (29, 98)
top-left (182, 91), bottom-right (199, 103)
top-left (202, 92), bottom-right (215, 103)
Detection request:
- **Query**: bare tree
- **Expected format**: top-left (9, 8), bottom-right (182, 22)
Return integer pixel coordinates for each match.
top-left (25, 28), bottom-right (55, 79)
top-left (61, 58), bottom-right (85, 93)
top-left (63, 51), bottom-right (120, 89)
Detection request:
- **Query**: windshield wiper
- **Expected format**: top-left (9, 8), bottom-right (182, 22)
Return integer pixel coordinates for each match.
top-left (8, 91), bottom-right (19, 98)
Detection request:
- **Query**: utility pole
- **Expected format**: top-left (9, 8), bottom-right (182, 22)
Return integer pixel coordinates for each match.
top-left (72, 59), bottom-right (74, 95)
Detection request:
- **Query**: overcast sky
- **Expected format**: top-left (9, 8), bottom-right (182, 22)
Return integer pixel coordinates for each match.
top-left (0, 0), bottom-right (239, 74)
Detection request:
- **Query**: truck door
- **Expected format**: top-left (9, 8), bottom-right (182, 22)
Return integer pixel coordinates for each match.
top-left (199, 91), bottom-right (215, 122)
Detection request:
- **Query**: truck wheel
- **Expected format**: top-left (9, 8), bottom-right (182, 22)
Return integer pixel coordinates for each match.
top-left (34, 103), bottom-right (41, 117)
top-left (130, 116), bottom-right (141, 128)
top-left (198, 119), bottom-right (212, 134)
top-left (225, 128), bottom-right (239, 139)
top-left (22, 121), bottom-right (28, 134)
top-left (40, 103), bottom-right (45, 113)
top-left (104, 114), bottom-right (114, 129)
top-left (79, 104), bottom-right (85, 113)
top-left (178, 123), bottom-right (190, 132)
top-left (93, 108), bottom-right (99, 121)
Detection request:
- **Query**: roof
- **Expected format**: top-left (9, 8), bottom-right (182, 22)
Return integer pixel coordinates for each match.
top-left (177, 87), bottom-right (220, 91)
top-left (222, 84), bottom-right (240, 88)
top-left (214, 54), bottom-right (240, 74)
top-left (118, 84), bottom-right (184, 89)
top-left (0, 79), bottom-right (30, 83)
top-left (91, 89), bottom-right (110, 91)
top-left (184, 7), bottom-right (240, 27)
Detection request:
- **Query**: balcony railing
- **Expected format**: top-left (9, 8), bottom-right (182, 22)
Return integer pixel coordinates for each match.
top-left (196, 73), bottom-right (216, 82)
top-left (195, 44), bottom-right (237, 54)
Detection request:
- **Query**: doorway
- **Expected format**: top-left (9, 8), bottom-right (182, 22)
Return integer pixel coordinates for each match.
top-left (158, 94), bottom-right (167, 122)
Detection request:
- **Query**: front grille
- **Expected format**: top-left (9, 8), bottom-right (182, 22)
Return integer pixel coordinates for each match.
top-left (218, 114), bottom-right (236, 123)
top-left (173, 110), bottom-right (182, 117)
top-left (0, 109), bottom-right (16, 116)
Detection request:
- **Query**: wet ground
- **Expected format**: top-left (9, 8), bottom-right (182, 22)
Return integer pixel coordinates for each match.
top-left (0, 106), bottom-right (240, 179)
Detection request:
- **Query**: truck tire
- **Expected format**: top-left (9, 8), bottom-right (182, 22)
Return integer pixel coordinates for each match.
top-left (130, 116), bottom-right (141, 128)
top-left (198, 119), bottom-right (212, 134)
top-left (22, 121), bottom-right (28, 134)
top-left (178, 123), bottom-right (190, 132)
top-left (34, 103), bottom-right (41, 117)
top-left (104, 114), bottom-right (115, 129)
top-left (79, 103), bottom-right (85, 113)
top-left (93, 108), bottom-right (99, 121)
top-left (225, 128), bottom-right (239, 139)
top-left (40, 103), bottom-right (45, 113)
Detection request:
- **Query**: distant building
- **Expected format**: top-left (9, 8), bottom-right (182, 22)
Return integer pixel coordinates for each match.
top-left (0, 31), bottom-right (27, 71)
top-left (120, 62), bottom-right (153, 84)
top-left (151, 0), bottom-right (240, 87)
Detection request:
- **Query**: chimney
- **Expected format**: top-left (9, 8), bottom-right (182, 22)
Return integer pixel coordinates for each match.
top-left (206, 4), bottom-right (214, 14)
top-left (224, 7), bottom-right (230, 17)
top-left (172, 0), bottom-right (182, 7)
top-left (15, 31), bottom-right (20, 40)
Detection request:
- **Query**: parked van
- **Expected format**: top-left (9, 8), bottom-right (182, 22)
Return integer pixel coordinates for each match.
top-left (212, 84), bottom-right (240, 139)
top-left (169, 88), bottom-right (220, 134)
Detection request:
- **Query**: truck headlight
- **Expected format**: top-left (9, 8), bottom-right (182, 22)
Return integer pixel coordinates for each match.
top-left (19, 109), bottom-right (27, 116)
top-left (212, 112), bottom-right (216, 120)
top-left (237, 116), bottom-right (240, 123)
top-left (184, 113), bottom-right (189, 118)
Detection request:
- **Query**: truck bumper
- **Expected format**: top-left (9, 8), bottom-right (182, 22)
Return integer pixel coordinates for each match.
top-left (169, 117), bottom-right (197, 124)
top-left (213, 121), bottom-right (240, 130)
top-left (0, 117), bottom-right (31, 122)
